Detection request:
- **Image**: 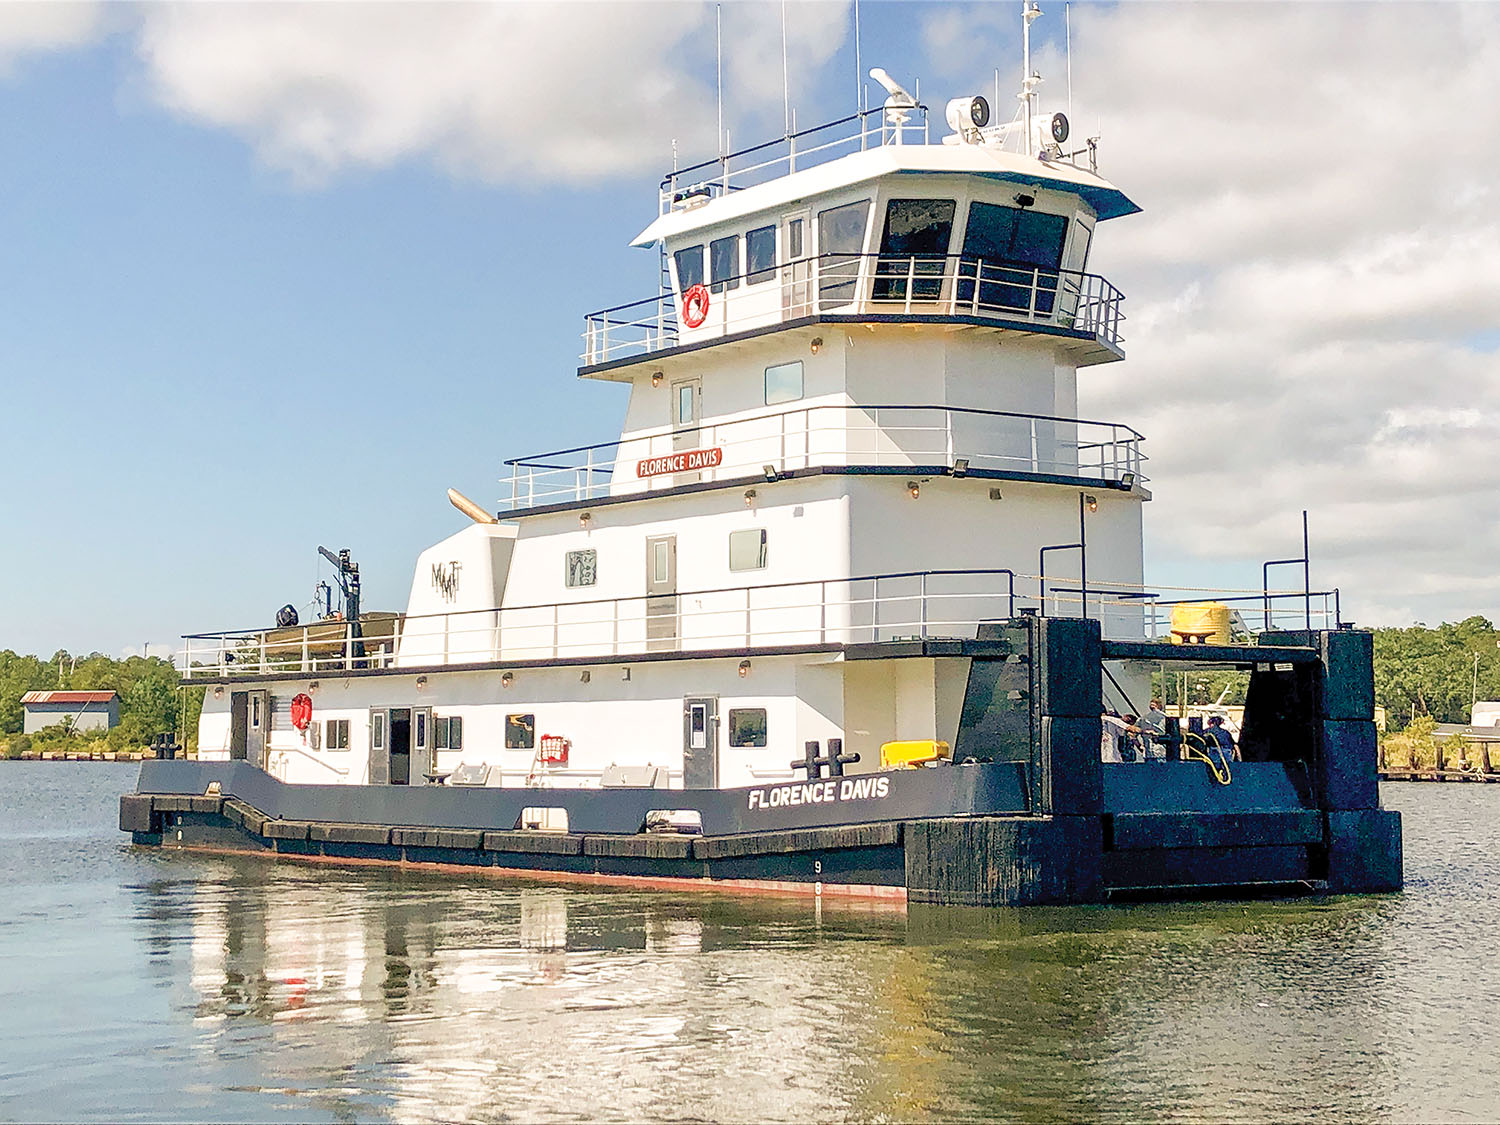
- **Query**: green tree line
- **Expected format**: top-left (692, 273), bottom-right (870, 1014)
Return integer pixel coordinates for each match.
top-left (1147, 618), bottom-right (1499, 732)
top-left (0, 650), bottom-right (205, 753)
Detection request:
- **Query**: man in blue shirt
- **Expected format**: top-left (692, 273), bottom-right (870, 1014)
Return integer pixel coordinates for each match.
top-left (1206, 715), bottom-right (1238, 761)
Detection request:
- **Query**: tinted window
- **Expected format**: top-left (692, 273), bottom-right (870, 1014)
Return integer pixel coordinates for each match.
top-left (505, 713), bottom-right (535, 750)
top-left (729, 528), bottom-right (768, 571)
top-left (746, 225), bottom-right (776, 284)
top-left (674, 245), bottom-right (704, 291)
top-left (764, 361), bottom-right (803, 405)
top-left (876, 199), bottom-right (955, 301)
top-left (710, 235), bottom-right (740, 294)
top-left (565, 549), bottom-right (597, 588)
top-left (961, 202), bottom-right (1067, 269)
top-left (728, 708), bottom-right (768, 748)
top-left (960, 202), bottom-right (1070, 312)
top-left (436, 715), bottom-right (463, 751)
top-left (816, 200), bottom-right (869, 306)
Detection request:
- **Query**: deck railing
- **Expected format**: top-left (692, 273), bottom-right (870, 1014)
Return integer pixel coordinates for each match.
top-left (180, 568), bottom-right (1020, 679)
top-left (658, 106), bottom-right (930, 215)
top-left (179, 570), bottom-right (1342, 682)
top-left (582, 253), bottom-right (1124, 366)
top-left (501, 403), bottom-right (1145, 511)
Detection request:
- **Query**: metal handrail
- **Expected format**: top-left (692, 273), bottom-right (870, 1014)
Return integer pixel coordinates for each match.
top-left (500, 401), bottom-right (1146, 510)
top-left (658, 106), bottom-right (930, 214)
top-left (582, 252), bottom-right (1124, 365)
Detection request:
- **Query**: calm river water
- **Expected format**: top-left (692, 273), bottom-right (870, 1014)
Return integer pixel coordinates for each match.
top-left (1, 763), bottom-right (1497, 1123)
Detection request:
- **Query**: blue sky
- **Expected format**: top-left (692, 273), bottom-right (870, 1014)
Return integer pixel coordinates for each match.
top-left (2, 2), bottom-right (1498, 658)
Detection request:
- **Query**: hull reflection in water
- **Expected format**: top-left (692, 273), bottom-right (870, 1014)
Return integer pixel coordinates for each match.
top-left (138, 852), bottom-right (1418, 1124)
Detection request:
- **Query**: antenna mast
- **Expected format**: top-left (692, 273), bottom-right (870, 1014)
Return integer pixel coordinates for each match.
top-left (716, 5), bottom-right (725, 166)
top-left (1021, 1), bottom-right (1042, 156)
top-left (853, 0), bottom-right (864, 112)
top-left (781, 0), bottom-right (791, 134)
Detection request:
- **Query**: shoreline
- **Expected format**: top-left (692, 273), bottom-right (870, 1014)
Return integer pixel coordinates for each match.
top-left (4, 751), bottom-right (182, 763)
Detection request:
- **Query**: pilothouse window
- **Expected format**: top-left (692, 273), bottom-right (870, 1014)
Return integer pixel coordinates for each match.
top-left (674, 245), bottom-right (704, 293)
top-left (876, 199), bottom-right (955, 301)
top-left (746, 226), bottom-right (775, 284)
top-left (959, 202), bottom-right (1069, 312)
top-left (816, 200), bottom-right (870, 306)
top-left (710, 235), bottom-right (740, 294)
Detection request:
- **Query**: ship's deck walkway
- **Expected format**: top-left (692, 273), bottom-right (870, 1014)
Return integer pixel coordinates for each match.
top-left (502, 402), bottom-right (1144, 512)
top-left (582, 252), bottom-right (1124, 370)
top-left (179, 569), bottom-right (1342, 681)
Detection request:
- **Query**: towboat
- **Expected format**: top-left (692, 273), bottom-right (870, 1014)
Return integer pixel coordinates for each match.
top-left (123, 9), bottom-right (1401, 905)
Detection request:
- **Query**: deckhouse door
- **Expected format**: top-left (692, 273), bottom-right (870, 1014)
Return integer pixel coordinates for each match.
top-left (682, 696), bottom-right (719, 789)
top-left (246, 689), bottom-right (269, 769)
top-left (412, 706), bottom-right (433, 785)
top-left (368, 707), bottom-right (389, 785)
top-left (670, 377), bottom-right (702, 484)
top-left (645, 534), bottom-right (678, 651)
top-left (781, 209), bottom-right (811, 319)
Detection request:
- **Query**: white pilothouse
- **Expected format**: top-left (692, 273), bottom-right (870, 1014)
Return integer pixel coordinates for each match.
top-left (188, 32), bottom-right (1151, 797)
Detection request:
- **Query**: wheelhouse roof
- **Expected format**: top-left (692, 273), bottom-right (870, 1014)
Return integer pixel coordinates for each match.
top-left (633, 143), bottom-right (1140, 247)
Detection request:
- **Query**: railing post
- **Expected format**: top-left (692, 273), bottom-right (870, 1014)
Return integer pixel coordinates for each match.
top-left (443, 612), bottom-right (450, 664)
top-left (920, 572), bottom-right (929, 639)
top-left (553, 603), bottom-right (560, 659)
top-left (1029, 267), bottom-right (1040, 319)
top-left (745, 586), bottom-right (752, 647)
top-left (905, 257), bottom-right (916, 313)
top-left (300, 629), bottom-right (309, 672)
top-left (1030, 416), bottom-right (1039, 472)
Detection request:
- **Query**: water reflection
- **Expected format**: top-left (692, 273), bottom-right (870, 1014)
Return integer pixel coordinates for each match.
top-left (124, 858), bottom-right (1430, 1123)
top-left (8, 767), bottom-right (1499, 1123)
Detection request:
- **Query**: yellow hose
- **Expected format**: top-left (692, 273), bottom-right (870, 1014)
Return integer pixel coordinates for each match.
top-left (1181, 731), bottom-right (1233, 786)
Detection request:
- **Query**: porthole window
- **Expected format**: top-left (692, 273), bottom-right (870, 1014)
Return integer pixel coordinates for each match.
top-left (729, 528), bottom-right (768, 572)
top-left (764, 360), bottom-right (803, 406)
top-left (728, 708), bottom-right (768, 748)
top-left (566, 549), bottom-right (597, 588)
top-left (505, 713), bottom-right (535, 750)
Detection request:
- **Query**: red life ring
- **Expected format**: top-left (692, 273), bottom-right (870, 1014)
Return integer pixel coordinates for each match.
top-left (290, 693), bottom-right (313, 732)
top-left (682, 284), bottom-right (710, 328)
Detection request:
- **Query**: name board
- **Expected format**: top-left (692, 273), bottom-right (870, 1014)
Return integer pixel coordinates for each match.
top-left (637, 447), bottom-right (724, 478)
top-left (746, 775), bottom-right (891, 811)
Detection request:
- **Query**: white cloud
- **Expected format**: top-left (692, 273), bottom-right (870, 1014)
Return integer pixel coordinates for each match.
top-left (928, 3), bottom-right (1500, 627)
top-left (131, 1), bottom-right (848, 186)
top-left (0, 1), bottom-right (104, 74)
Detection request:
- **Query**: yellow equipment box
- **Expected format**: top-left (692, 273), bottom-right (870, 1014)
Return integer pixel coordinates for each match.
top-left (880, 740), bottom-right (952, 769)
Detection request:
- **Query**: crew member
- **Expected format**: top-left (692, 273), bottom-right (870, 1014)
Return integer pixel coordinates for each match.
top-left (1206, 715), bottom-right (1238, 761)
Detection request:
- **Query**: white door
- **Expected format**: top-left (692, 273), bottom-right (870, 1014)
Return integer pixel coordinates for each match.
top-left (646, 534), bottom-right (678, 651)
top-left (781, 209), bottom-right (811, 319)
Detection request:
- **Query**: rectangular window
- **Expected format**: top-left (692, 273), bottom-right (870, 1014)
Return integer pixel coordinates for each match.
top-left (324, 718), bottom-right (349, 750)
top-left (786, 217), bottom-right (804, 259)
top-left (764, 360), bottom-right (803, 405)
top-left (876, 198), bottom-right (956, 301)
top-left (816, 199), bottom-right (870, 306)
top-left (709, 235), bottom-right (740, 294)
top-left (960, 201), bottom-right (1069, 312)
top-left (673, 244), bottom-right (704, 292)
top-left (676, 383), bottom-right (695, 426)
top-left (435, 715), bottom-right (464, 751)
top-left (372, 712), bottom-right (385, 750)
top-left (728, 708), bottom-right (768, 748)
top-left (505, 713), bottom-right (535, 750)
top-left (729, 528), bottom-right (768, 572)
top-left (746, 225), bottom-right (776, 284)
top-left (565, 549), bottom-right (597, 588)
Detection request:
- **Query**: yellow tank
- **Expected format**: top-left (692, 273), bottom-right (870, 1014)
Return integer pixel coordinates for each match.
top-left (1170, 602), bottom-right (1232, 645)
top-left (880, 740), bottom-right (952, 768)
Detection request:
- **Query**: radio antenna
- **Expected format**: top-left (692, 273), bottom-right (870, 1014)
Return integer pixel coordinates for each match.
top-left (716, 4), bottom-right (725, 159)
top-left (781, 0), bottom-right (791, 134)
top-left (853, 0), bottom-right (864, 112)
top-left (1066, 1), bottom-right (1073, 121)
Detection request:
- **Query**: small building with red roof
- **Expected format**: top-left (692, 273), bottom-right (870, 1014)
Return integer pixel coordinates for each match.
top-left (21, 690), bottom-right (120, 734)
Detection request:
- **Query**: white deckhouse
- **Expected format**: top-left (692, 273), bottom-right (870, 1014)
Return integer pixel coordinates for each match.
top-left (187, 51), bottom-right (1151, 799)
